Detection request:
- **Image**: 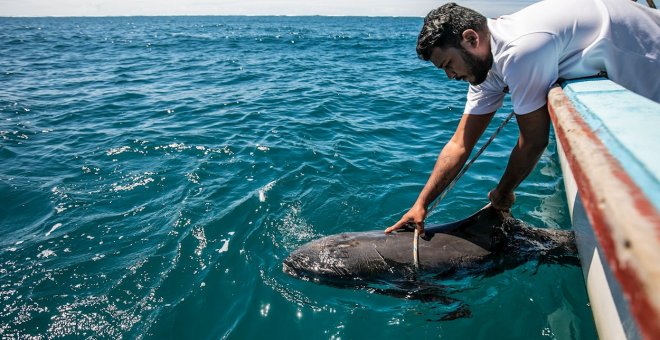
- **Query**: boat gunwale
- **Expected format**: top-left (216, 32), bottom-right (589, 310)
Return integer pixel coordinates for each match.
top-left (547, 82), bottom-right (660, 339)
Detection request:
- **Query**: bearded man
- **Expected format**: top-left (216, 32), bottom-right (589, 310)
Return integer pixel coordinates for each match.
top-left (386, 0), bottom-right (659, 234)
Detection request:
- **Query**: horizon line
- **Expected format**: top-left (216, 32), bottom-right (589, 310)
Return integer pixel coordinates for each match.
top-left (1, 14), bottom-right (426, 19)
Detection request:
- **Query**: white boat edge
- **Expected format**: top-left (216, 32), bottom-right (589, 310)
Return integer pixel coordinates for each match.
top-left (548, 78), bottom-right (660, 340)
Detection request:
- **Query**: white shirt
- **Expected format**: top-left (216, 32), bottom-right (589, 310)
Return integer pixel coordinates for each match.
top-left (465, 0), bottom-right (660, 115)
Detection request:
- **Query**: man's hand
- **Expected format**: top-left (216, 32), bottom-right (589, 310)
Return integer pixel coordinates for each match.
top-left (490, 105), bottom-right (549, 213)
top-left (385, 203), bottom-right (427, 234)
top-left (488, 188), bottom-right (515, 211)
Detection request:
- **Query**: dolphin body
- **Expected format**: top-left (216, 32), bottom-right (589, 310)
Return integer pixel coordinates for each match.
top-left (283, 205), bottom-right (578, 289)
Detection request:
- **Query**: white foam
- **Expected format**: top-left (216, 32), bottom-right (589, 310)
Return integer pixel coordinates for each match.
top-left (258, 180), bottom-right (277, 202)
top-left (37, 249), bottom-right (56, 258)
top-left (278, 203), bottom-right (318, 251)
top-left (529, 188), bottom-right (566, 229)
top-left (111, 177), bottom-right (154, 192)
top-left (186, 172), bottom-right (200, 184)
top-left (260, 303), bottom-right (270, 317)
top-left (192, 227), bottom-right (207, 256)
top-left (540, 163), bottom-right (557, 177)
top-left (45, 223), bottom-right (62, 237)
top-left (217, 239), bottom-right (230, 253)
top-left (155, 143), bottom-right (188, 152)
top-left (55, 203), bottom-right (66, 213)
top-left (106, 146), bottom-right (131, 156)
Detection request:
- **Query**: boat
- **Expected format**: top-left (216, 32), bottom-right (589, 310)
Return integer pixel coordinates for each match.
top-left (547, 77), bottom-right (660, 339)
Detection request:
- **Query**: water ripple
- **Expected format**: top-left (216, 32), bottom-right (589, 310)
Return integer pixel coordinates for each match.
top-left (0, 16), bottom-right (595, 339)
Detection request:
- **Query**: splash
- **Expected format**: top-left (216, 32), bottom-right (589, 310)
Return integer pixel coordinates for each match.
top-left (37, 249), bottom-right (56, 258)
top-left (217, 232), bottom-right (235, 254)
top-left (258, 180), bottom-right (277, 202)
top-left (276, 202), bottom-right (319, 252)
top-left (46, 223), bottom-right (63, 236)
top-left (192, 226), bottom-right (207, 256)
top-left (106, 146), bottom-right (131, 156)
top-left (111, 174), bottom-right (155, 192)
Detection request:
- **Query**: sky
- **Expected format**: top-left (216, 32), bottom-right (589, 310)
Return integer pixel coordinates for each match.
top-left (0, 0), bottom-right (538, 17)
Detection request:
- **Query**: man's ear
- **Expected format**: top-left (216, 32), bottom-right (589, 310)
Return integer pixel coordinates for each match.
top-left (460, 29), bottom-right (479, 50)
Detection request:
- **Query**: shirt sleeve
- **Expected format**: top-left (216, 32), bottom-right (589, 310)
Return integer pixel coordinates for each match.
top-left (500, 33), bottom-right (559, 115)
top-left (464, 79), bottom-right (506, 115)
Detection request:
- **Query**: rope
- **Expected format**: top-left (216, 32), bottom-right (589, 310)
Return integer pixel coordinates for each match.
top-left (413, 229), bottom-right (420, 271)
top-left (412, 111), bottom-right (516, 271)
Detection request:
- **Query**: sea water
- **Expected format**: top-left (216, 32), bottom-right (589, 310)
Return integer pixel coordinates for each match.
top-left (0, 16), bottom-right (596, 338)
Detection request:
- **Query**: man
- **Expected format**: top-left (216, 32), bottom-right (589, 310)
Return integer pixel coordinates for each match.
top-left (385, 0), bottom-right (659, 234)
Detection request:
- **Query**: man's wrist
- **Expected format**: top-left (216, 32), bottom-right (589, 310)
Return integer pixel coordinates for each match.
top-left (413, 200), bottom-right (428, 211)
top-left (489, 187), bottom-right (515, 211)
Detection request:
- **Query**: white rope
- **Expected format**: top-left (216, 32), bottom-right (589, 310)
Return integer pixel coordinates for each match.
top-left (428, 111), bottom-right (515, 216)
top-left (412, 111), bottom-right (515, 271)
top-left (413, 229), bottom-right (420, 271)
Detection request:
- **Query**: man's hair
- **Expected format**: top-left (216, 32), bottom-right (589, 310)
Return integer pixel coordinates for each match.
top-left (416, 3), bottom-right (487, 60)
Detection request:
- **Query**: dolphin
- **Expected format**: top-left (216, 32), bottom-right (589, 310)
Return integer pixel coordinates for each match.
top-left (283, 205), bottom-right (578, 289)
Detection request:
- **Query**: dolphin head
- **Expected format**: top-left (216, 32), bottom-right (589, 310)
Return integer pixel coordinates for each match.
top-left (283, 232), bottom-right (408, 285)
top-left (282, 235), bottom-right (355, 283)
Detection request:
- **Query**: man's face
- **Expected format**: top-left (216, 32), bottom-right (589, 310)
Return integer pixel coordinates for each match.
top-left (429, 46), bottom-right (492, 85)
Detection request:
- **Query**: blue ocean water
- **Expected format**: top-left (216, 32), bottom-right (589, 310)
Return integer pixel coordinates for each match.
top-left (0, 16), bottom-right (596, 338)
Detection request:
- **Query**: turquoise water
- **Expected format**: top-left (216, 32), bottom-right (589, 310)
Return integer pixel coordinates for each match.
top-left (0, 16), bottom-right (596, 338)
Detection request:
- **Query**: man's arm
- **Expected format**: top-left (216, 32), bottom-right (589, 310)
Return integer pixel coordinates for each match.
top-left (385, 112), bottom-right (494, 234)
top-left (489, 105), bottom-right (550, 210)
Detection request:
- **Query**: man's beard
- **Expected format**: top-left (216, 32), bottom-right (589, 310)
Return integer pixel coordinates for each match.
top-left (460, 48), bottom-right (493, 85)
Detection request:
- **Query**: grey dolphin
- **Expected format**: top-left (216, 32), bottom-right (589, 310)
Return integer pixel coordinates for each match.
top-left (283, 205), bottom-right (578, 287)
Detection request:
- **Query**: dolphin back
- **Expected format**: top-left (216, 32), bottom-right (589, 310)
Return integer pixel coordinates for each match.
top-left (282, 205), bottom-right (578, 284)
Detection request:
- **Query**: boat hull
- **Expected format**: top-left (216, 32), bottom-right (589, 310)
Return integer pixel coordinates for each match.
top-left (548, 78), bottom-right (660, 340)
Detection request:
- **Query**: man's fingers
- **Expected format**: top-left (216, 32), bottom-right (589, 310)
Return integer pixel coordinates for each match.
top-left (385, 217), bottom-right (417, 234)
top-left (385, 217), bottom-right (425, 234)
top-left (384, 225), bottom-right (402, 234)
top-left (414, 221), bottom-right (426, 239)
top-left (385, 219), bottom-right (407, 234)
top-left (415, 221), bottom-right (425, 234)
